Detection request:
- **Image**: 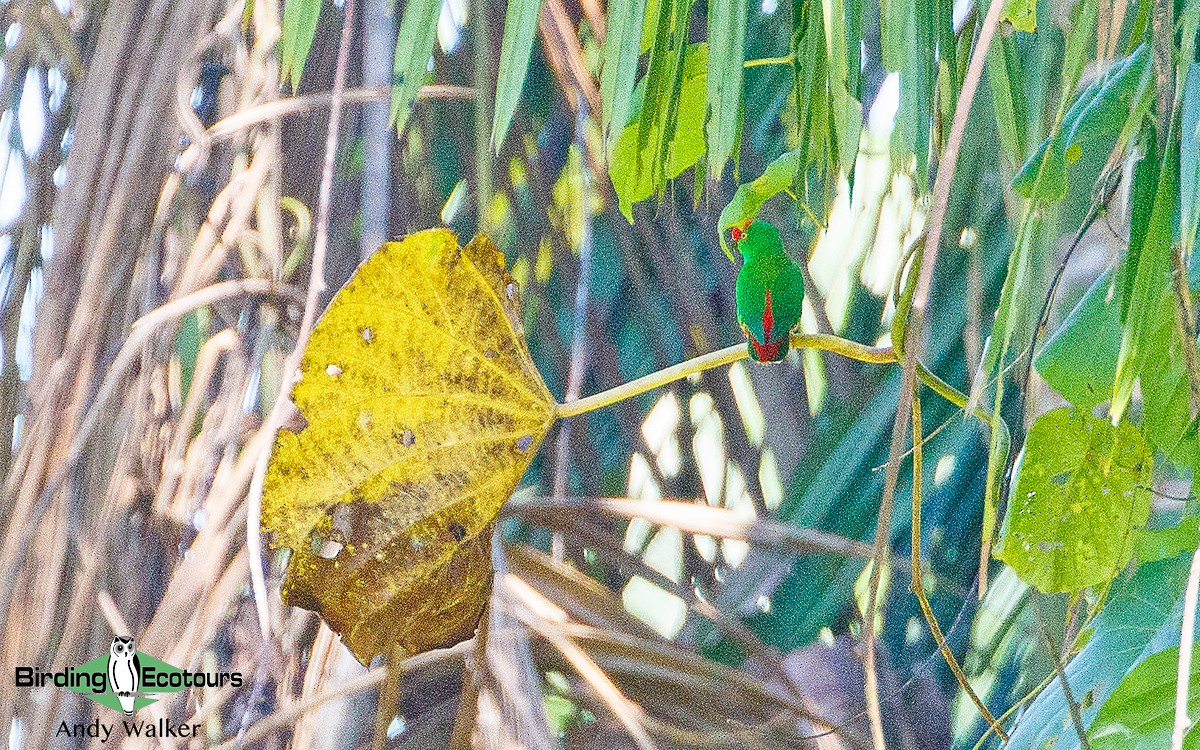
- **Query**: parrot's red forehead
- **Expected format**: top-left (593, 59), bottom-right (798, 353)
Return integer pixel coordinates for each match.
top-left (730, 219), bottom-right (752, 242)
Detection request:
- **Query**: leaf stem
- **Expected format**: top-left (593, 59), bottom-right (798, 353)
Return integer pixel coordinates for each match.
top-left (555, 333), bottom-right (1007, 439)
top-left (743, 54), bottom-right (794, 68)
top-left (865, 0), bottom-right (1009, 739)
top-left (553, 333), bottom-right (895, 418)
top-left (911, 397), bottom-right (1007, 739)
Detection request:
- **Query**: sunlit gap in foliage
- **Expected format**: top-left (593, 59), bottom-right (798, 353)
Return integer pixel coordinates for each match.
top-left (0, 18), bottom-right (56, 456)
top-left (620, 367), bottom-right (782, 637)
top-left (437, 0), bottom-right (467, 54)
top-left (804, 72), bottom-right (912, 409)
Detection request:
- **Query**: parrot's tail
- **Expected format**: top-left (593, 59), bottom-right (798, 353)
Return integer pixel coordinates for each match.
top-left (747, 334), bottom-right (788, 362)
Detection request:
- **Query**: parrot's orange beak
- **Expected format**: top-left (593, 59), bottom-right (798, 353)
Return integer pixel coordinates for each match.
top-left (730, 219), bottom-right (752, 242)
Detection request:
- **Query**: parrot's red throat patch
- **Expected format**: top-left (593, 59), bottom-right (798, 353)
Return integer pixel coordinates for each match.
top-left (748, 289), bottom-right (782, 361)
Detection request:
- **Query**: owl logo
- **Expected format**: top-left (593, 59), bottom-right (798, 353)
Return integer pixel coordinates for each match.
top-left (107, 636), bottom-right (141, 716)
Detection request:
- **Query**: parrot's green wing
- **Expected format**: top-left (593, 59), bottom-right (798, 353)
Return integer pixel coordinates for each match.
top-left (736, 255), bottom-right (805, 361)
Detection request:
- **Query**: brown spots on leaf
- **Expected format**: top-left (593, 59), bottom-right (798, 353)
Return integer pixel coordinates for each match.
top-left (449, 522), bottom-right (467, 541)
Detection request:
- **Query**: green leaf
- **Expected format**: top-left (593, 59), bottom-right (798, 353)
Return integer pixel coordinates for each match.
top-left (640, 0), bottom-right (663, 53)
top-left (1005, 553), bottom-right (1193, 750)
top-left (704, 0), bottom-right (745, 179)
top-left (1140, 291), bottom-right (1200, 472)
top-left (1013, 45), bottom-right (1150, 201)
top-left (1112, 131), bottom-right (1181, 421)
top-left (987, 32), bottom-right (1028, 171)
top-left (600, 0), bottom-right (649, 151)
top-left (1120, 129), bottom-right (1161, 322)
top-left (1034, 262), bottom-right (1200, 471)
top-left (996, 408), bottom-right (1152, 593)
top-left (280, 0), bottom-right (324, 91)
top-left (791, 0), bottom-right (832, 185)
top-left (823, 0), bottom-right (862, 177)
top-left (492, 0), bottom-right (545, 152)
top-left (1182, 63), bottom-right (1200, 256)
top-left (1088, 645), bottom-right (1200, 749)
top-left (717, 147), bottom-right (804, 258)
top-left (1002, 0), bottom-right (1038, 32)
top-left (610, 44), bottom-right (709, 220)
top-left (390, 0), bottom-right (443, 137)
top-left (1034, 269), bottom-right (1123, 409)
top-left (934, 0), bottom-right (959, 131)
top-left (878, 0), bottom-right (905, 72)
top-left (634, 0), bottom-right (691, 191)
top-left (1139, 518), bottom-right (1200, 564)
top-left (887, 0), bottom-right (934, 187)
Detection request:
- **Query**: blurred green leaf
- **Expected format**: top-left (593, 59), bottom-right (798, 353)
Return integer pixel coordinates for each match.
top-left (704, 0), bottom-right (745, 179)
top-left (1061, 0), bottom-right (1098, 99)
top-left (1112, 129), bottom-right (1180, 421)
top-left (633, 0), bottom-right (691, 193)
top-left (1006, 553), bottom-right (1192, 750)
top-left (1120, 129), bottom-right (1161, 321)
top-left (1182, 63), bottom-right (1200, 255)
top-left (886, 0), bottom-right (933, 186)
top-left (987, 33), bottom-right (1028, 171)
top-left (1035, 269), bottom-right (1122, 409)
top-left (611, 44), bottom-right (708, 220)
top-left (1139, 518), bottom-right (1200, 564)
top-left (996, 408), bottom-right (1152, 593)
top-left (1013, 46), bottom-right (1149, 201)
top-left (935, 0), bottom-right (959, 132)
top-left (823, 0), bottom-right (861, 177)
top-left (1088, 645), bottom-right (1200, 749)
top-left (600, 0), bottom-right (648, 151)
top-left (492, 0), bottom-right (545, 152)
top-left (175, 310), bottom-right (205, 399)
top-left (1002, 0), bottom-right (1038, 32)
top-left (390, 0), bottom-right (443, 136)
top-left (280, 0), bottom-right (323, 91)
top-left (717, 146), bottom-right (803, 258)
top-left (1140, 292), bottom-right (1200, 472)
top-left (640, 0), bottom-right (662, 53)
top-left (879, 0), bottom-right (904, 80)
top-left (791, 0), bottom-right (832, 187)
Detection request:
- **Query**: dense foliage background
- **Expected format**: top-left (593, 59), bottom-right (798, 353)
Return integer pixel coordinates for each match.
top-left (0, 0), bottom-right (1197, 748)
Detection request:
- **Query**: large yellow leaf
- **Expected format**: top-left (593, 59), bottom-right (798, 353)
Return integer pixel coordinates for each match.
top-left (263, 228), bottom-right (555, 662)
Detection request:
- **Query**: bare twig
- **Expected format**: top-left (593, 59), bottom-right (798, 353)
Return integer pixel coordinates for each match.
top-left (177, 85), bottom-right (474, 171)
top-left (1039, 617), bottom-right (1092, 750)
top-left (505, 496), bottom-right (877, 559)
top-left (551, 97), bottom-right (595, 560)
top-left (910, 397), bottom-right (1003, 736)
top-left (208, 642), bottom-right (472, 750)
top-left (864, 0), bottom-right (1011, 745)
top-left (246, 0), bottom-right (356, 647)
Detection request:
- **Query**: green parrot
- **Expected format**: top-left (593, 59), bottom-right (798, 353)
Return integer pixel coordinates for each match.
top-left (732, 219), bottom-right (806, 363)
